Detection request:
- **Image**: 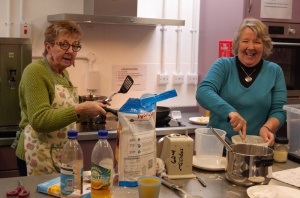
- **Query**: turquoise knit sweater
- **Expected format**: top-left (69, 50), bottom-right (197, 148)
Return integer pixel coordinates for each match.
top-left (16, 59), bottom-right (86, 160)
top-left (196, 57), bottom-right (287, 139)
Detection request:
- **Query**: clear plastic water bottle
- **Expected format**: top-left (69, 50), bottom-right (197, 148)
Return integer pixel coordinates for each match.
top-left (60, 130), bottom-right (84, 197)
top-left (91, 130), bottom-right (114, 198)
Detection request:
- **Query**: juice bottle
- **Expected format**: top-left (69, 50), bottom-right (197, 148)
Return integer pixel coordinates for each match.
top-left (91, 130), bottom-right (114, 198)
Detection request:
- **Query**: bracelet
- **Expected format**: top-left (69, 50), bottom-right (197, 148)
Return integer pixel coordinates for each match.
top-left (262, 125), bottom-right (271, 132)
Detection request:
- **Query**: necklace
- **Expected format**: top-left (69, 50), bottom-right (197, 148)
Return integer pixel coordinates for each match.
top-left (240, 66), bottom-right (256, 82)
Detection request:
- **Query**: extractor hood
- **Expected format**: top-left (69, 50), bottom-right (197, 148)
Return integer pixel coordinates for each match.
top-left (47, 0), bottom-right (185, 26)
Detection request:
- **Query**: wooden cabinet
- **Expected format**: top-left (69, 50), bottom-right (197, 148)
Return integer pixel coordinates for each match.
top-left (0, 146), bottom-right (19, 178)
top-left (244, 0), bottom-right (300, 23)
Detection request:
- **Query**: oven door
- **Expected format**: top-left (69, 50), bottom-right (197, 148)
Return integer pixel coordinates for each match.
top-left (267, 38), bottom-right (300, 104)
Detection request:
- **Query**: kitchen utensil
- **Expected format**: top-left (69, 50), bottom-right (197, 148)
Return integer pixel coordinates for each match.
top-left (192, 172), bottom-right (207, 187)
top-left (171, 111), bottom-right (182, 120)
top-left (80, 94), bottom-right (107, 102)
top-left (156, 133), bottom-right (179, 157)
top-left (195, 128), bottom-right (227, 171)
top-left (161, 178), bottom-right (202, 198)
top-left (156, 116), bottom-right (172, 127)
top-left (171, 111), bottom-right (182, 126)
top-left (80, 94), bottom-right (108, 123)
top-left (160, 134), bottom-right (195, 179)
top-left (156, 106), bottom-right (171, 120)
top-left (105, 75), bottom-right (134, 102)
top-left (209, 126), bottom-right (232, 152)
top-left (238, 130), bottom-right (246, 143)
top-left (226, 144), bottom-right (274, 186)
top-left (6, 180), bottom-right (30, 198)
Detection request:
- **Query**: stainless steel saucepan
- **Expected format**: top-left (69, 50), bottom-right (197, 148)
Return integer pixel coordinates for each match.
top-left (210, 126), bottom-right (274, 186)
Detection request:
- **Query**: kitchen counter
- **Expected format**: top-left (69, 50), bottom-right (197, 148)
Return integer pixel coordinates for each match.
top-left (0, 109), bottom-right (203, 178)
top-left (1, 160), bottom-right (299, 198)
top-left (0, 110), bottom-right (203, 146)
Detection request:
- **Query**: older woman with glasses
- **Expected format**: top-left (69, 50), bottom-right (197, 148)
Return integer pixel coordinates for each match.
top-left (12, 20), bottom-right (109, 176)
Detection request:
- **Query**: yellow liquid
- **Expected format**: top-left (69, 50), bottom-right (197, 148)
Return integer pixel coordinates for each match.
top-left (138, 178), bottom-right (161, 198)
top-left (91, 188), bottom-right (111, 198)
top-left (139, 178), bottom-right (160, 183)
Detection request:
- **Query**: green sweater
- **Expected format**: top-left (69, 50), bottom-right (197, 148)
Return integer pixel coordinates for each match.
top-left (16, 59), bottom-right (86, 160)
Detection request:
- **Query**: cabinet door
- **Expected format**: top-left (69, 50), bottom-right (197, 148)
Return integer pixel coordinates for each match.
top-left (244, 0), bottom-right (300, 23)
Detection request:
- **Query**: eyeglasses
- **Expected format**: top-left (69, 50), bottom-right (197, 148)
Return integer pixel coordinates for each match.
top-left (52, 42), bottom-right (82, 52)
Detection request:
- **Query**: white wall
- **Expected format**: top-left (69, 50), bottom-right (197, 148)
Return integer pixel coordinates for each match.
top-left (198, 0), bottom-right (244, 77)
top-left (0, 0), bottom-right (200, 109)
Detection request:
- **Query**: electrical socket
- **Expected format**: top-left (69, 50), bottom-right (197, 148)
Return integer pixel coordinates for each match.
top-left (173, 74), bottom-right (184, 85)
top-left (187, 74), bottom-right (198, 85)
top-left (157, 73), bottom-right (169, 85)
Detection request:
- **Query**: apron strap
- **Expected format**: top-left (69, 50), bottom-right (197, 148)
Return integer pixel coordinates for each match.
top-left (11, 130), bottom-right (23, 149)
top-left (43, 57), bottom-right (74, 87)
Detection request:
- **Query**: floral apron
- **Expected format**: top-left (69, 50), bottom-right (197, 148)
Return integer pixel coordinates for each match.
top-left (24, 59), bottom-right (78, 175)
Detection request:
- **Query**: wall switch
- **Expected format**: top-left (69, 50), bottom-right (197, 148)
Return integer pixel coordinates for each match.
top-left (157, 73), bottom-right (169, 85)
top-left (173, 74), bottom-right (184, 85)
top-left (187, 74), bottom-right (198, 85)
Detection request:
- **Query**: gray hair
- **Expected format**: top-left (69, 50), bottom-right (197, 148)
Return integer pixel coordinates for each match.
top-left (43, 20), bottom-right (83, 56)
top-left (232, 18), bottom-right (273, 59)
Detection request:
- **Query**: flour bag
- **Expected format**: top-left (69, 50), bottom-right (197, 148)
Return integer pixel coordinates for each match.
top-left (116, 97), bottom-right (157, 187)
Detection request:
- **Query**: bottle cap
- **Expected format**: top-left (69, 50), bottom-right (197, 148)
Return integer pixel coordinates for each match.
top-left (68, 130), bottom-right (78, 139)
top-left (275, 137), bottom-right (289, 144)
top-left (98, 130), bottom-right (108, 139)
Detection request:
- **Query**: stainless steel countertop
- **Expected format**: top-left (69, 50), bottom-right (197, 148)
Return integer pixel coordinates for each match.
top-left (0, 111), bottom-right (203, 146)
top-left (1, 160), bottom-right (299, 198)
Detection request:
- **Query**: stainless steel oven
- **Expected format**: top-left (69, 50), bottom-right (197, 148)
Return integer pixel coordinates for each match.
top-left (264, 22), bottom-right (300, 104)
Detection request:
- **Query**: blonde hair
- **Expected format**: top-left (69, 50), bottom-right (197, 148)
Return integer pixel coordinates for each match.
top-left (232, 18), bottom-right (273, 59)
top-left (43, 20), bottom-right (83, 56)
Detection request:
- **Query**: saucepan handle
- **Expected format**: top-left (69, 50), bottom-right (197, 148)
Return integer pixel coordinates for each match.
top-left (103, 107), bottom-right (118, 117)
top-left (261, 158), bottom-right (274, 167)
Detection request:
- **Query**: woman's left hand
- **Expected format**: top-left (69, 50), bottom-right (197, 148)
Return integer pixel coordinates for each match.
top-left (259, 127), bottom-right (275, 146)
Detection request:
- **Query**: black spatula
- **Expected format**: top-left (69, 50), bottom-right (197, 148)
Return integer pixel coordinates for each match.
top-left (105, 75), bottom-right (134, 102)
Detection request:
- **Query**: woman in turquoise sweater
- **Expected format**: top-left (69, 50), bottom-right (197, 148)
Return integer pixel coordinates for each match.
top-left (196, 18), bottom-right (287, 146)
top-left (12, 21), bottom-right (109, 176)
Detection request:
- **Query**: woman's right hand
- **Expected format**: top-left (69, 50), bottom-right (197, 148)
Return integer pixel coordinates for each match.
top-left (228, 111), bottom-right (247, 138)
top-left (75, 100), bottom-right (110, 117)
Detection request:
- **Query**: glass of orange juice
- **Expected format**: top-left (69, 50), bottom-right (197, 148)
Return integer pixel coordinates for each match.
top-left (137, 176), bottom-right (162, 198)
